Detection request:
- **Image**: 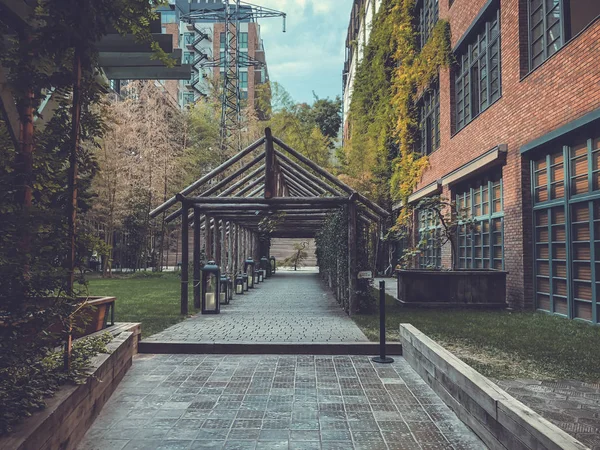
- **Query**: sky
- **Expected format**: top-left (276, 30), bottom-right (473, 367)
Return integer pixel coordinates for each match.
top-left (256, 0), bottom-right (354, 105)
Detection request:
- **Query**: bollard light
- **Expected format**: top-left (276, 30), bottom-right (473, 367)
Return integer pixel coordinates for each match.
top-left (227, 275), bottom-right (233, 301)
top-left (259, 269), bottom-right (264, 282)
top-left (270, 256), bottom-right (276, 274)
top-left (254, 270), bottom-right (260, 285)
top-left (201, 261), bottom-right (220, 314)
top-left (235, 273), bottom-right (244, 295)
top-left (260, 256), bottom-right (270, 278)
top-left (244, 257), bottom-right (255, 288)
top-left (219, 275), bottom-right (229, 305)
top-left (242, 272), bottom-right (249, 291)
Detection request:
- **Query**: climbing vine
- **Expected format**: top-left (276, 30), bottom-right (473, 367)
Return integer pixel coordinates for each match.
top-left (315, 208), bottom-right (349, 311)
top-left (342, 0), bottom-right (452, 226)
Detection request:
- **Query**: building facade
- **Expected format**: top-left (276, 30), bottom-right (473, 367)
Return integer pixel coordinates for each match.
top-left (397, 0), bottom-right (600, 323)
top-left (342, 0), bottom-right (382, 141)
top-left (158, 0), bottom-right (270, 111)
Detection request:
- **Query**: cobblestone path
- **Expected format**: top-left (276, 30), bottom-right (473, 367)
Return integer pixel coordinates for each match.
top-left (146, 270), bottom-right (369, 343)
top-left (78, 354), bottom-right (485, 450)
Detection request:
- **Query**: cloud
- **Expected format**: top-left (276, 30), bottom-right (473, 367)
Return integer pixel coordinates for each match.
top-left (255, 0), bottom-right (353, 103)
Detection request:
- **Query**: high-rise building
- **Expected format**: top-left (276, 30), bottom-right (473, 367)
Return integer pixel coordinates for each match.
top-left (157, 0), bottom-right (270, 111)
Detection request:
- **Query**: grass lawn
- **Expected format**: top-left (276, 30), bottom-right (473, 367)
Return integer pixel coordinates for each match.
top-left (352, 302), bottom-right (600, 382)
top-left (85, 272), bottom-right (198, 338)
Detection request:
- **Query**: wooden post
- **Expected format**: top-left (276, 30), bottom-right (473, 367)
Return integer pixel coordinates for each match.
top-left (264, 127), bottom-right (276, 199)
top-left (193, 208), bottom-right (201, 309)
top-left (348, 202), bottom-right (358, 315)
top-left (232, 223), bottom-right (238, 274)
top-left (206, 215), bottom-right (213, 260)
top-left (221, 220), bottom-right (226, 270)
top-left (180, 201), bottom-right (189, 315)
top-left (215, 218), bottom-right (222, 267)
top-left (226, 221), bottom-right (232, 272)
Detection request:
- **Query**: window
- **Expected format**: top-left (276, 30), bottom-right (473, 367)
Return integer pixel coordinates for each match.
top-left (418, 207), bottom-right (442, 268)
top-left (183, 93), bottom-right (195, 105)
top-left (417, 82), bottom-right (440, 155)
top-left (455, 8), bottom-right (501, 132)
top-left (220, 32), bottom-right (226, 49)
top-left (416, 0), bottom-right (439, 49)
top-left (220, 50), bottom-right (226, 67)
top-left (240, 91), bottom-right (248, 100)
top-left (161, 11), bottom-right (177, 24)
top-left (528, 0), bottom-right (600, 70)
top-left (184, 33), bottom-right (194, 46)
top-left (532, 132), bottom-right (600, 323)
top-left (239, 32), bottom-right (248, 49)
top-left (240, 71), bottom-right (248, 89)
top-left (455, 172), bottom-right (504, 269)
top-left (183, 52), bottom-right (194, 64)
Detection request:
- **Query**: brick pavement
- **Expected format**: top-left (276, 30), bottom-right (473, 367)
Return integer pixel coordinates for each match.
top-left (495, 379), bottom-right (600, 449)
top-left (78, 354), bottom-right (485, 450)
top-left (145, 270), bottom-right (369, 343)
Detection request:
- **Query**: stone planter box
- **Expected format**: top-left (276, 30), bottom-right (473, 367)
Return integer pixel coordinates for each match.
top-left (0, 329), bottom-right (136, 450)
top-left (396, 269), bottom-right (507, 308)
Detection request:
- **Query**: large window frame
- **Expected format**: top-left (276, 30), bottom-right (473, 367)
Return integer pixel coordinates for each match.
top-left (455, 173), bottom-right (504, 270)
top-left (455, 8), bottom-right (501, 132)
top-left (417, 81), bottom-right (440, 156)
top-left (532, 132), bottom-right (600, 324)
top-left (239, 32), bottom-right (248, 49)
top-left (240, 71), bottom-right (248, 89)
top-left (418, 207), bottom-right (442, 269)
top-left (416, 0), bottom-right (439, 49)
top-left (528, 0), bottom-right (563, 70)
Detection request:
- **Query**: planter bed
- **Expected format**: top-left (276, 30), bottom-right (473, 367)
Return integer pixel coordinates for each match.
top-left (396, 269), bottom-right (508, 308)
top-left (0, 325), bottom-right (138, 450)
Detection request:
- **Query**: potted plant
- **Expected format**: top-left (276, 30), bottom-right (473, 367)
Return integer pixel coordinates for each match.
top-left (395, 196), bottom-right (507, 307)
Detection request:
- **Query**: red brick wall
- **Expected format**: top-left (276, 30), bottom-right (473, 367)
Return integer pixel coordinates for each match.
top-left (415, 0), bottom-right (600, 308)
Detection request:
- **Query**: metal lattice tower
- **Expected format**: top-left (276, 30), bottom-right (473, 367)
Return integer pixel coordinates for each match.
top-left (181, 1), bottom-right (286, 155)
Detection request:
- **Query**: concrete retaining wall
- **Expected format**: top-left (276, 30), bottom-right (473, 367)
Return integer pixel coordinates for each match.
top-left (399, 324), bottom-right (588, 450)
top-left (0, 331), bottom-right (136, 450)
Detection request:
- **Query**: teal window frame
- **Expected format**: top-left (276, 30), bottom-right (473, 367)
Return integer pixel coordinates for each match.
top-left (531, 133), bottom-right (600, 324)
top-left (455, 173), bottom-right (504, 270)
top-left (239, 32), bottom-right (248, 49)
top-left (417, 81), bottom-right (440, 156)
top-left (528, 0), bottom-right (563, 70)
top-left (418, 207), bottom-right (442, 269)
top-left (455, 7), bottom-right (501, 132)
top-left (417, 0), bottom-right (439, 49)
top-left (240, 71), bottom-right (248, 89)
top-left (183, 93), bottom-right (195, 104)
top-left (161, 11), bottom-right (177, 24)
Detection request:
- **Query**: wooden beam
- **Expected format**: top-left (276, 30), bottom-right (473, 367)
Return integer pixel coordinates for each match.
top-left (273, 138), bottom-right (390, 218)
top-left (264, 127), bottom-right (276, 199)
top-left (181, 202), bottom-right (189, 315)
top-left (283, 172), bottom-right (322, 196)
top-left (220, 164), bottom-right (265, 196)
top-left (185, 196), bottom-right (349, 205)
top-left (280, 166), bottom-right (324, 195)
top-left (151, 136), bottom-right (265, 218)
top-left (164, 152), bottom-right (265, 222)
top-left (275, 151), bottom-right (341, 196)
top-left (0, 66), bottom-right (20, 151)
top-left (348, 202), bottom-right (358, 316)
top-left (193, 208), bottom-right (201, 309)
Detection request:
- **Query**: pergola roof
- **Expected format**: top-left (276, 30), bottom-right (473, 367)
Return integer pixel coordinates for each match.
top-left (151, 128), bottom-right (389, 238)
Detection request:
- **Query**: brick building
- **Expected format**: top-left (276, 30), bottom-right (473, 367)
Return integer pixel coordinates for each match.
top-left (346, 0), bottom-right (600, 323)
top-left (415, 0), bottom-right (600, 321)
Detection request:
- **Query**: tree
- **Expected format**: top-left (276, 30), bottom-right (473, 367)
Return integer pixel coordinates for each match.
top-left (282, 242), bottom-right (309, 271)
top-left (305, 94), bottom-right (342, 144)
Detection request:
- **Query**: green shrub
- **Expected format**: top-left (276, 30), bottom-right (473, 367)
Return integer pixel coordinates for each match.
top-left (0, 332), bottom-right (113, 435)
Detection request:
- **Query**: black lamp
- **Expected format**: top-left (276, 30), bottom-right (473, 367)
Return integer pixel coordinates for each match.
top-left (201, 261), bottom-right (220, 314)
top-left (219, 275), bottom-right (229, 305)
top-left (235, 273), bottom-right (244, 295)
top-left (242, 272), bottom-right (249, 291)
top-left (261, 256), bottom-right (270, 278)
top-left (244, 257), bottom-right (255, 288)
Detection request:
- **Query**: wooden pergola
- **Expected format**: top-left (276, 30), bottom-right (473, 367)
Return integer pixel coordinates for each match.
top-left (151, 128), bottom-right (389, 315)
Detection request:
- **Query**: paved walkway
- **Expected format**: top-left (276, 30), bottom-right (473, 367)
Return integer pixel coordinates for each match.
top-left (78, 354), bottom-right (485, 450)
top-left (495, 378), bottom-right (600, 448)
top-left (146, 270), bottom-right (368, 343)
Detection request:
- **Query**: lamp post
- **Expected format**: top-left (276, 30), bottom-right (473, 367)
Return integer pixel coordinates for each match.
top-left (260, 256), bottom-right (270, 278)
top-left (270, 256), bottom-right (276, 275)
top-left (244, 257), bottom-right (255, 288)
top-left (201, 261), bottom-right (220, 314)
top-left (219, 275), bottom-right (229, 305)
top-left (242, 272), bottom-right (249, 292)
top-left (235, 273), bottom-right (244, 295)
top-left (227, 275), bottom-right (233, 301)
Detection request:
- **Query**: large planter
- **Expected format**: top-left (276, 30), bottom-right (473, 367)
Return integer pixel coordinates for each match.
top-left (396, 269), bottom-right (507, 308)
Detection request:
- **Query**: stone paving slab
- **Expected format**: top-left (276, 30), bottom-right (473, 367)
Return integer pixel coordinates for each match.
top-left (495, 378), bottom-right (600, 449)
top-left (146, 271), bottom-right (369, 343)
top-left (78, 354), bottom-right (485, 450)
